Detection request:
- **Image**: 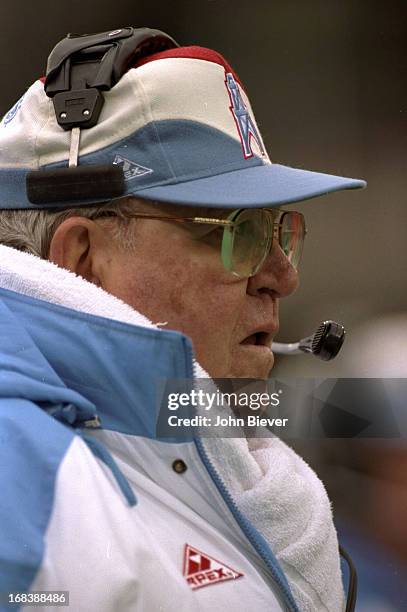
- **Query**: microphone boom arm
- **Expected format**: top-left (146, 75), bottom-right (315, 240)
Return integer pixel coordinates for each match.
top-left (272, 320), bottom-right (346, 361)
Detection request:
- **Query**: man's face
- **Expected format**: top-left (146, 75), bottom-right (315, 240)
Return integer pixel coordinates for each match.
top-left (95, 201), bottom-right (299, 379)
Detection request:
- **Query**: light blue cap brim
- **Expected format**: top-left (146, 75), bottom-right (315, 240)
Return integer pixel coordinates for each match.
top-left (133, 163), bottom-right (366, 208)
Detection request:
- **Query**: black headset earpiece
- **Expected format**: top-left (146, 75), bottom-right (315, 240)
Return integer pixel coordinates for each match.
top-left (45, 27), bottom-right (179, 130)
top-left (27, 27), bottom-right (179, 206)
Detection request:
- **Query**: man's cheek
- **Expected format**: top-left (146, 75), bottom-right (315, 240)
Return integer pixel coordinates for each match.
top-left (167, 264), bottom-right (197, 318)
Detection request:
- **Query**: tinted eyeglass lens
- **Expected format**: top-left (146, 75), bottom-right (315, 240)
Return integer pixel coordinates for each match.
top-left (223, 209), bottom-right (271, 278)
top-left (278, 211), bottom-right (305, 269)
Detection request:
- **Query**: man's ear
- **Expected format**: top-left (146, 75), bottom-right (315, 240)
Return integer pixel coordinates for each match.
top-left (48, 217), bottom-right (103, 286)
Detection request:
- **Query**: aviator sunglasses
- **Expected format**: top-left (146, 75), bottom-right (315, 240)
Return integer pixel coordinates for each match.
top-left (97, 207), bottom-right (306, 279)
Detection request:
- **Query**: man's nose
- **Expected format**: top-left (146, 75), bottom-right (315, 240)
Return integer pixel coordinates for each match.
top-left (246, 242), bottom-right (300, 298)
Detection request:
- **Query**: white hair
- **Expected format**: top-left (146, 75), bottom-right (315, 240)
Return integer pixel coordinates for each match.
top-left (0, 198), bottom-right (220, 260)
top-left (0, 197), bottom-right (145, 259)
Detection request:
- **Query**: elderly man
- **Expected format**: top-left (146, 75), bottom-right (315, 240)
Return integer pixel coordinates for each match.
top-left (0, 28), bottom-right (364, 612)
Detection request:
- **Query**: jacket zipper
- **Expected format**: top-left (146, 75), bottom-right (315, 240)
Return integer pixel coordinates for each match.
top-left (182, 340), bottom-right (298, 612)
top-left (194, 437), bottom-right (298, 612)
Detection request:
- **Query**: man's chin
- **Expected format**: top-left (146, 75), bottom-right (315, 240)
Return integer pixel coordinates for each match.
top-left (228, 344), bottom-right (275, 379)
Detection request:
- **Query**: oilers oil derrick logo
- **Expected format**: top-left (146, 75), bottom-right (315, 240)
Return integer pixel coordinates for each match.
top-left (225, 72), bottom-right (265, 159)
top-left (183, 544), bottom-right (244, 590)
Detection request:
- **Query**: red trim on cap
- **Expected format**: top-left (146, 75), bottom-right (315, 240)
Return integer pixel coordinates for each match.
top-left (133, 46), bottom-right (244, 89)
top-left (38, 46), bottom-right (245, 90)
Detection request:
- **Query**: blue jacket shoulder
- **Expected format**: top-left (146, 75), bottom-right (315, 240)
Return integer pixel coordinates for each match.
top-left (0, 398), bottom-right (74, 599)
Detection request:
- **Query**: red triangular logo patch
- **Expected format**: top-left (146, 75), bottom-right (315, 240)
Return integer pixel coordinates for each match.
top-left (183, 544), bottom-right (244, 590)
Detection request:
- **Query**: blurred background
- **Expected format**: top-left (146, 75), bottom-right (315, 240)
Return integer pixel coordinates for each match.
top-left (0, 0), bottom-right (406, 608)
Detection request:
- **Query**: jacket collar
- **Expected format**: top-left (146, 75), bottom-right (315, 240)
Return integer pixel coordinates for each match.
top-left (0, 245), bottom-right (198, 440)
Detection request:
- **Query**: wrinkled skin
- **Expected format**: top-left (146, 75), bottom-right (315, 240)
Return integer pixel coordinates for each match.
top-left (49, 199), bottom-right (299, 379)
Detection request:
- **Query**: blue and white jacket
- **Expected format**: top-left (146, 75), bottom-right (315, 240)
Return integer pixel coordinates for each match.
top-left (0, 245), bottom-right (345, 612)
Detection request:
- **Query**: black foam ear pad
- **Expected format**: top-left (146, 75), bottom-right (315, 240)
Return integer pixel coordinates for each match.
top-left (26, 165), bottom-right (125, 205)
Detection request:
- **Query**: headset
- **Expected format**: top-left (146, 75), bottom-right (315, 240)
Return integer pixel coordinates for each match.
top-left (30, 27), bottom-right (356, 611)
top-left (29, 26), bottom-right (348, 368)
top-left (27, 27), bottom-right (179, 205)
top-left (30, 26), bottom-right (348, 363)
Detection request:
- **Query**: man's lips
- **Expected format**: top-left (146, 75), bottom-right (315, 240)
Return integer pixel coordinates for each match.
top-left (240, 325), bottom-right (279, 349)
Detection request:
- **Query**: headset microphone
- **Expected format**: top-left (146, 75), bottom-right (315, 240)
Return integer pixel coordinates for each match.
top-left (272, 320), bottom-right (345, 361)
